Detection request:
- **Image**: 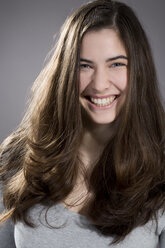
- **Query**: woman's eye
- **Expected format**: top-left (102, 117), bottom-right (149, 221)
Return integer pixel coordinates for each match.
top-left (80, 64), bottom-right (91, 69)
top-left (111, 62), bottom-right (126, 68)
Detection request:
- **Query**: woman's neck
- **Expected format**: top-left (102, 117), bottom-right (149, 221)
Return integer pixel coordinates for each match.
top-left (79, 122), bottom-right (115, 167)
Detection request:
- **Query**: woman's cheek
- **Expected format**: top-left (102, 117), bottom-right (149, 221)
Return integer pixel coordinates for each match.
top-left (79, 74), bottom-right (90, 93)
top-left (112, 71), bottom-right (128, 91)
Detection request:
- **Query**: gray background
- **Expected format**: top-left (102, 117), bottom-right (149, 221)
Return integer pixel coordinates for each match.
top-left (0, 0), bottom-right (165, 143)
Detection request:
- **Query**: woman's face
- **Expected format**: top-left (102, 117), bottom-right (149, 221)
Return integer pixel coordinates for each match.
top-left (79, 28), bottom-right (128, 125)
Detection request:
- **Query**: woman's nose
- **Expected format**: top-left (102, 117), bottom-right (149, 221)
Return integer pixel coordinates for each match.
top-left (91, 67), bottom-right (110, 92)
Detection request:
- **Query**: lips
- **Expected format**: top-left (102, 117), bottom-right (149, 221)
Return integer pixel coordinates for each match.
top-left (84, 95), bottom-right (119, 107)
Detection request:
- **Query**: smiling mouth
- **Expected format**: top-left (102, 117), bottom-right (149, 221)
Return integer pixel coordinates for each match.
top-left (85, 95), bottom-right (119, 107)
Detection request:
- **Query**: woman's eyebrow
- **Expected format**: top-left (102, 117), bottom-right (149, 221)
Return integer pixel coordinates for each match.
top-left (80, 55), bottom-right (128, 64)
top-left (80, 58), bottom-right (93, 64)
top-left (106, 55), bottom-right (128, 62)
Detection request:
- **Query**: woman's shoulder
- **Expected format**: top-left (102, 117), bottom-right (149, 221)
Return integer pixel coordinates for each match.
top-left (156, 210), bottom-right (165, 248)
top-left (157, 209), bottom-right (165, 234)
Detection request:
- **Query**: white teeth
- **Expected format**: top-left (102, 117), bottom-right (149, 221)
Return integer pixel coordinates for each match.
top-left (90, 96), bottom-right (116, 106)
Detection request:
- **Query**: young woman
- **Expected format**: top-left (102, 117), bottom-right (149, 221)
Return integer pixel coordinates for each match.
top-left (0, 0), bottom-right (165, 247)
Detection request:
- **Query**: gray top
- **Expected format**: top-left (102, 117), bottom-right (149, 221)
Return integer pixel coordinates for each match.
top-left (0, 187), bottom-right (16, 248)
top-left (14, 203), bottom-right (165, 248)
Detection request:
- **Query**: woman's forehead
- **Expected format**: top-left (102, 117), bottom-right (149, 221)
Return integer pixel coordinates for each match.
top-left (80, 28), bottom-right (127, 59)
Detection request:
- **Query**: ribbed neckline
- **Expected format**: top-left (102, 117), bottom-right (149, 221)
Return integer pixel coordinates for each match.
top-left (59, 203), bottom-right (91, 224)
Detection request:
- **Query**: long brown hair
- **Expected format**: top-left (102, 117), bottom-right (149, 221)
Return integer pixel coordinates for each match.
top-left (0, 0), bottom-right (165, 244)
